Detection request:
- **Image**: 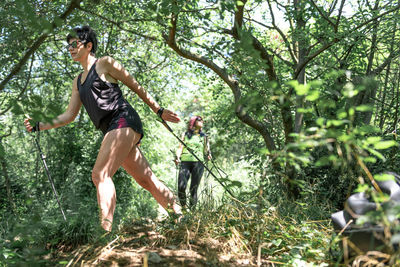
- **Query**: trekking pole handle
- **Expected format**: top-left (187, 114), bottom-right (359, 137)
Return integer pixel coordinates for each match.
top-left (31, 122), bottom-right (40, 133)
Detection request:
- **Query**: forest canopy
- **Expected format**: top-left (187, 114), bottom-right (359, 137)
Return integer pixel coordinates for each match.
top-left (1, 0), bottom-right (400, 265)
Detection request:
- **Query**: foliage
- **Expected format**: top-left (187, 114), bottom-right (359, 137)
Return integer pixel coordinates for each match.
top-left (1, 0), bottom-right (400, 266)
top-left (156, 196), bottom-right (333, 266)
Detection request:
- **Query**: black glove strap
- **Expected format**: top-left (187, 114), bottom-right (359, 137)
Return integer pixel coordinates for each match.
top-left (157, 107), bottom-right (164, 119)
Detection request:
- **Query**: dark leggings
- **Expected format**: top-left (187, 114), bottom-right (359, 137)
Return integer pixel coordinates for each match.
top-left (178, 161), bottom-right (204, 208)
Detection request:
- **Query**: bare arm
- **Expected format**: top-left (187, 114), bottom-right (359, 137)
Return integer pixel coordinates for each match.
top-left (24, 77), bottom-right (82, 132)
top-left (99, 56), bottom-right (180, 123)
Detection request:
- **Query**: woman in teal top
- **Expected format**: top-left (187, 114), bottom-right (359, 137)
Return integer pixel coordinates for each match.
top-left (175, 116), bottom-right (211, 208)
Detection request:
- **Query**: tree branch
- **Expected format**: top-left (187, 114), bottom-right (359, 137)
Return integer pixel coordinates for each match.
top-left (0, 54), bottom-right (35, 116)
top-left (180, 7), bottom-right (218, 13)
top-left (328, 0), bottom-right (340, 16)
top-left (294, 3), bottom-right (400, 79)
top-left (223, 29), bottom-right (277, 81)
top-left (371, 48), bottom-right (400, 76)
top-left (267, 0), bottom-right (297, 63)
top-left (309, 0), bottom-right (336, 29)
top-left (265, 47), bottom-right (295, 68)
top-left (0, 128), bottom-right (12, 140)
top-left (164, 12), bottom-right (277, 151)
top-left (335, 0), bottom-right (346, 29)
top-left (232, 0), bottom-right (247, 38)
top-left (0, 0), bottom-right (83, 92)
top-left (77, 6), bottom-right (159, 41)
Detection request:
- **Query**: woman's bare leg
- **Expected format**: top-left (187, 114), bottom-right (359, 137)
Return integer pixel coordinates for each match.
top-left (92, 128), bottom-right (140, 231)
top-left (122, 146), bottom-right (182, 215)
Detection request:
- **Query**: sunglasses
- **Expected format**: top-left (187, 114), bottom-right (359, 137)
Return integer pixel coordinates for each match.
top-left (66, 40), bottom-right (84, 50)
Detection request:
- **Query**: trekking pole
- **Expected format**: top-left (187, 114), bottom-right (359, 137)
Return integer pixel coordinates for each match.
top-left (210, 159), bottom-right (228, 179)
top-left (170, 149), bottom-right (179, 193)
top-left (200, 161), bottom-right (214, 204)
top-left (31, 126), bottom-right (67, 221)
top-left (159, 119), bottom-right (236, 198)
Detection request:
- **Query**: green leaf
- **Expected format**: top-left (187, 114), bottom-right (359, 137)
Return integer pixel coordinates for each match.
top-left (297, 107), bottom-right (313, 113)
top-left (315, 156), bottom-right (331, 167)
top-left (374, 173), bottom-right (395, 182)
top-left (306, 127), bottom-right (319, 133)
top-left (258, 148), bottom-right (270, 155)
top-left (287, 80), bottom-right (299, 89)
top-left (356, 105), bottom-right (373, 112)
top-left (355, 184), bottom-right (369, 193)
top-left (305, 90), bottom-right (320, 101)
top-left (363, 157), bottom-right (377, 163)
top-left (11, 103), bottom-right (24, 115)
top-left (316, 118), bottom-right (325, 126)
top-left (343, 83), bottom-right (358, 98)
top-left (356, 125), bottom-right (380, 134)
top-left (366, 137), bottom-right (381, 144)
top-left (272, 238), bottom-right (282, 246)
top-left (230, 181), bottom-right (243, 188)
top-left (337, 134), bottom-right (351, 142)
top-left (297, 84), bottom-right (309, 95)
top-left (327, 119), bottom-right (346, 127)
top-left (337, 111), bottom-right (347, 119)
top-left (365, 147), bottom-right (385, 161)
top-left (373, 140), bottom-right (397, 150)
top-left (319, 99), bottom-right (336, 109)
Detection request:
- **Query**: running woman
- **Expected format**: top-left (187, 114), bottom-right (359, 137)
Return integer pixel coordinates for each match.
top-left (24, 26), bottom-right (182, 231)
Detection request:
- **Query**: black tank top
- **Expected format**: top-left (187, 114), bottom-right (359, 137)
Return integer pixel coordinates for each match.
top-left (77, 61), bottom-right (128, 129)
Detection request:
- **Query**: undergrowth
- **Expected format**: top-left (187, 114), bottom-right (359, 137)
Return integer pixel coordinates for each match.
top-left (155, 196), bottom-right (335, 266)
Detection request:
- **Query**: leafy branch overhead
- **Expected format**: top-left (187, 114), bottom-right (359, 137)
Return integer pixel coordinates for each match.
top-left (0, 0), bottom-right (400, 230)
top-left (0, 0), bottom-right (83, 92)
top-left (1, 0), bottom-right (400, 265)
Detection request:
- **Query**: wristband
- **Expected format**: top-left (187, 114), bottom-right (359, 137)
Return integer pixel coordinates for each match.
top-left (157, 107), bottom-right (164, 118)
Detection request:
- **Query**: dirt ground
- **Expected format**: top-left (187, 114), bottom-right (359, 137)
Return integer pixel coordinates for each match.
top-left (57, 222), bottom-right (268, 267)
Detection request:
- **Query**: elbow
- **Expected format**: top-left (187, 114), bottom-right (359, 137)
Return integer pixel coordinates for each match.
top-left (61, 113), bottom-right (76, 126)
top-left (64, 117), bottom-right (74, 125)
top-left (66, 114), bottom-right (77, 125)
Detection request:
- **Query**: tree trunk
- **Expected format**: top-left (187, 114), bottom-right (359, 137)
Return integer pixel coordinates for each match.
top-left (294, 0), bottom-right (308, 134)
